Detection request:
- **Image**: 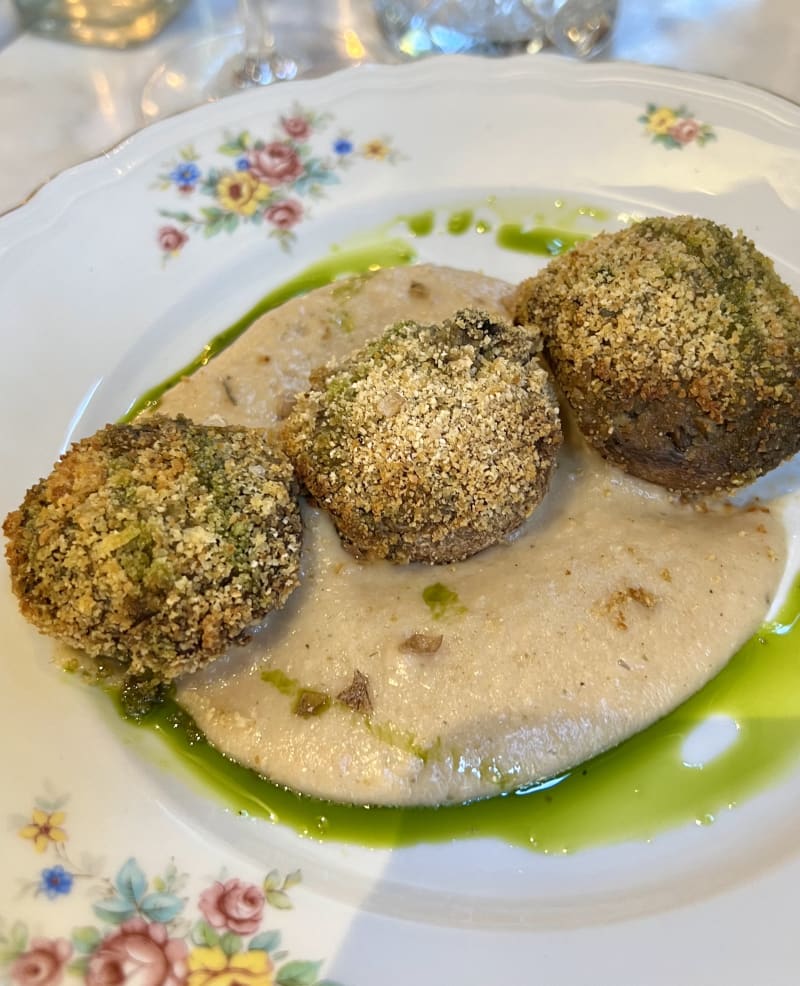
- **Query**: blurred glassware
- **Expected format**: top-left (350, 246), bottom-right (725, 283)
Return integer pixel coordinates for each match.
top-left (543, 0), bottom-right (617, 57)
top-left (141, 0), bottom-right (370, 120)
top-left (219, 0), bottom-right (298, 87)
top-left (12, 0), bottom-right (188, 46)
top-left (374, 0), bottom-right (547, 55)
top-left (374, 0), bottom-right (617, 59)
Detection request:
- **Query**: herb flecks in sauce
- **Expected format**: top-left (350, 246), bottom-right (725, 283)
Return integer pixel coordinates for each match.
top-left (400, 632), bottom-right (444, 654)
top-left (261, 668), bottom-right (297, 695)
top-left (365, 719), bottom-right (432, 762)
top-left (293, 689), bottom-right (331, 718)
top-left (422, 583), bottom-right (466, 620)
top-left (263, 666), bottom-right (371, 716)
top-left (117, 579), bottom-right (800, 853)
top-left (336, 670), bottom-right (372, 713)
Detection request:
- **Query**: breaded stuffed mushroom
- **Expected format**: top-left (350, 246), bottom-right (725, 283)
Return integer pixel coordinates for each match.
top-left (281, 308), bottom-right (562, 563)
top-left (4, 415), bottom-right (302, 690)
top-left (512, 215), bottom-right (800, 493)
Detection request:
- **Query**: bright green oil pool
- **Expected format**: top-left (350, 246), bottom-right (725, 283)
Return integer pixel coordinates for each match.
top-left (496, 224), bottom-right (586, 256)
top-left (126, 583), bottom-right (800, 853)
top-left (114, 211), bottom-right (800, 852)
top-left (399, 210), bottom-right (586, 255)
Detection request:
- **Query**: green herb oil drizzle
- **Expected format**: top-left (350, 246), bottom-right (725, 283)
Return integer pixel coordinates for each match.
top-left (495, 224), bottom-right (586, 256)
top-left (111, 209), bottom-right (800, 852)
top-left (446, 210), bottom-right (474, 235)
top-left (124, 583), bottom-right (800, 852)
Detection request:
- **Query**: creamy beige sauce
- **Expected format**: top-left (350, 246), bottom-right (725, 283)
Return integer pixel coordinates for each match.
top-left (159, 266), bottom-right (785, 806)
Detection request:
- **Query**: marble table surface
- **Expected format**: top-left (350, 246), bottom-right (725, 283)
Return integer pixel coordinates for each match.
top-left (0, 0), bottom-right (799, 217)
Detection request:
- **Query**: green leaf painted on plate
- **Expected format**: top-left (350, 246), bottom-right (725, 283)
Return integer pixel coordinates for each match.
top-left (114, 858), bottom-right (147, 903)
top-left (276, 959), bottom-right (324, 986)
top-left (219, 932), bottom-right (243, 957)
top-left (249, 930), bottom-right (281, 953)
top-left (72, 926), bottom-right (103, 954)
top-left (265, 889), bottom-right (293, 910)
top-left (283, 870), bottom-right (302, 889)
top-left (9, 922), bottom-right (27, 954)
top-left (191, 921), bottom-right (220, 947)
top-left (139, 892), bottom-right (184, 923)
top-left (93, 898), bottom-right (138, 925)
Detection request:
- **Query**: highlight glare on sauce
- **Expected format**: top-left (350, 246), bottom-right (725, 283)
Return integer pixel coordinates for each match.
top-left (111, 203), bottom-right (800, 853)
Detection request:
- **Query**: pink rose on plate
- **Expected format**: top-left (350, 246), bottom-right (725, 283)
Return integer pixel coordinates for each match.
top-left (266, 200), bottom-right (304, 230)
top-left (158, 226), bottom-right (188, 252)
top-left (85, 918), bottom-right (187, 986)
top-left (669, 118), bottom-right (701, 144)
top-left (199, 878), bottom-right (265, 935)
top-left (281, 116), bottom-right (311, 140)
top-left (10, 938), bottom-right (72, 986)
top-left (248, 143), bottom-right (304, 184)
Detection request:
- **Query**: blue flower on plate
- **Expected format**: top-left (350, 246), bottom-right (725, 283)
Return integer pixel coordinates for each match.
top-left (169, 161), bottom-right (201, 189)
top-left (40, 864), bottom-right (73, 899)
top-left (235, 155), bottom-right (251, 170)
top-left (333, 138), bottom-right (353, 155)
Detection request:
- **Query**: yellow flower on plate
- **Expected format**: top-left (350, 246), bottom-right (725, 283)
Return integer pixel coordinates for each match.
top-left (646, 107), bottom-right (678, 135)
top-left (187, 946), bottom-right (274, 986)
top-left (216, 172), bottom-right (271, 217)
top-left (19, 809), bottom-right (68, 853)
top-left (361, 139), bottom-right (390, 160)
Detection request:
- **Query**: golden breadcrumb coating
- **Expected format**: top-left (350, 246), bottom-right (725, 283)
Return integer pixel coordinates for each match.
top-left (281, 308), bottom-right (562, 563)
top-left (512, 215), bottom-right (800, 493)
top-left (4, 415), bottom-right (302, 684)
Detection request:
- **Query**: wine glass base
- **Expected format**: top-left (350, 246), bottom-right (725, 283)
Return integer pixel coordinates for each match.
top-left (140, 29), bottom-right (354, 122)
top-left (227, 51), bottom-right (299, 89)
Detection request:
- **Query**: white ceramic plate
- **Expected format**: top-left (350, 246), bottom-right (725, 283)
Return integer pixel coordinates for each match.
top-left (3, 55), bottom-right (800, 985)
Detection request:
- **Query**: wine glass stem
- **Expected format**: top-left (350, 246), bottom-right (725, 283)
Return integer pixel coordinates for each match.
top-left (241, 0), bottom-right (275, 62)
top-left (235, 0), bottom-right (297, 86)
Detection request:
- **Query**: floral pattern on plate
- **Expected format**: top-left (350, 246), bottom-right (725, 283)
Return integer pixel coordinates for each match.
top-left (2, 793), bottom-right (341, 986)
top-left (639, 103), bottom-right (716, 148)
top-left (156, 103), bottom-right (402, 258)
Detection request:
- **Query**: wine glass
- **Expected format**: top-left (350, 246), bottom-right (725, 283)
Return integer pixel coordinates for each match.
top-left (141, 0), bottom-right (378, 122)
top-left (222, 0), bottom-right (300, 88)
